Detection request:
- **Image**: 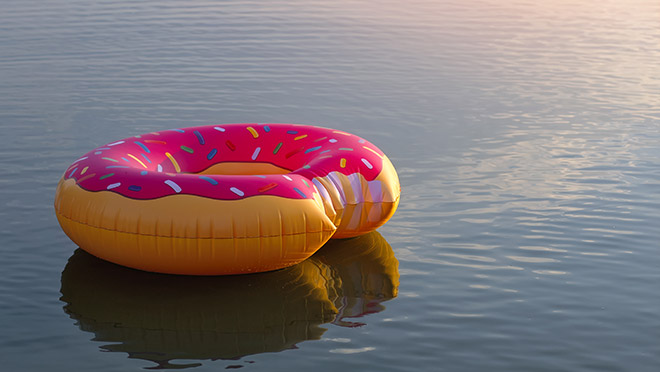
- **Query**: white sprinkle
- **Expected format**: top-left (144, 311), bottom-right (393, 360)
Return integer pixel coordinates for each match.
top-left (164, 180), bottom-right (181, 193)
top-left (106, 182), bottom-right (121, 190)
top-left (157, 164), bottom-right (163, 172)
top-left (213, 126), bottom-right (225, 132)
top-left (74, 156), bottom-right (89, 163)
top-left (283, 175), bottom-right (293, 181)
top-left (230, 187), bottom-right (244, 196)
top-left (361, 158), bottom-right (373, 169)
top-left (358, 139), bottom-right (366, 143)
top-left (251, 147), bottom-right (261, 160)
top-left (329, 138), bottom-right (338, 143)
top-left (107, 140), bottom-right (125, 146)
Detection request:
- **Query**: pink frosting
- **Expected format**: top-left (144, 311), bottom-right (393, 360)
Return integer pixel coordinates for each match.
top-left (63, 123), bottom-right (386, 201)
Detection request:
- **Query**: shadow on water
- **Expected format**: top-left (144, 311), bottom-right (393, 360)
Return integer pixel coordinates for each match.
top-left (60, 231), bottom-right (399, 369)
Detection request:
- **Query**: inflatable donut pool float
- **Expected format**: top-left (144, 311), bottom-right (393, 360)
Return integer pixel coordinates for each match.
top-left (54, 123), bottom-right (400, 275)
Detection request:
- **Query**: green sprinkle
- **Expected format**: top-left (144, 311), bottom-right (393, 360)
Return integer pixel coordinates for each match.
top-left (102, 157), bottom-right (118, 162)
top-left (99, 173), bottom-right (115, 180)
top-left (338, 147), bottom-right (354, 151)
top-left (181, 145), bottom-right (194, 154)
top-left (302, 165), bottom-right (311, 170)
top-left (273, 142), bottom-right (283, 154)
top-left (302, 178), bottom-right (310, 188)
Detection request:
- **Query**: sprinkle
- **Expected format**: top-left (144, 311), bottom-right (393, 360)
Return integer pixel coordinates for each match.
top-left (333, 130), bottom-right (351, 136)
top-left (293, 187), bottom-right (306, 198)
top-left (339, 147), bottom-right (354, 151)
top-left (362, 146), bottom-right (383, 158)
top-left (180, 145), bottom-right (194, 154)
top-left (302, 165), bottom-right (311, 169)
top-left (287, 130), bottom-right (298, 135)
top-left (253, 175), bottom-right (267, 178)
top-left (74, 156), bottom-right (88, 163)
top-left (358, 139), bottom-right (366, 143)
top-left (273, 142), bottom-right (283, 154)
top-left (302, 179), bottom-right (310, 188)
top-left (164, 180), bottom-right (182, 193)
top-left (285, 147), bottom-right (303, 159)
top-left (251, 147), bottom-right (261, 160)
top-left (128, 153), bottom-right (147, 168)
top-left (305, 146), bottom-right (322, 154)
top-left (141, 153), bottom-right (152, 163)
top-left (340, 158), bottom-right (347, 168)
top-left (207, 148), bottom-right (217, 160)
top-left (165, 152), bottom-right (181, 173)
top-left (81, 166), bottom-right (88, 175)
top-left (258, 183), bottom-right (278, 192)
top-left (361, 158), bottom-right (374, 169)
top-left (230, 187), bottom-right (244, 197)
top-left (128, 185), bottom-right (142, 191)
top-left (329, 139), bottom-right (338, 143)
top-left (97, 147), bottom-right (111, 151)
top-left (102, 157), bottom-right (118, 162)
top-left (106, 165), bottom-right (129, 169)
top-left (134, 135), bottom-right (141, 138)
top-left (263, 125), bottom-right (271, 132)
top-left (194, 130), bottom-right (205, 145)
top-left (171, 129), bottom-right (185, 133)
top-left (320, 149), bottom-right (331, 154)
top-left (144, 139), bottom-right (166, 144)
top-left (314, 136), bottom-right (328, 142)
top-left (135, 141), bottom-right (150, 153)
top-left (283, 175), bottom-right (293, 181)
top-left (107, 140), bottom-right (125, 146)
top-left (225, 140), bottom-right (236, 151)
top-left (213, 126), bottom-right (226, 132)
top-left (68, 168), bottom-right (78, 178)
top-left (77, 173), bottom-right (96, 183)
top-left (140, 171), bottom-right (148, 175)
top-left (107, 182), bottom-right (121, 190)
top-left (199, 176), bottom-right (218, 185)
top-left (121, 157), bottom-right (130, 162)
top-left (294, 134), bottom-right (308, 141)
top-left (157, 164), bottom-right (163, 172)
top-left (247, 126), bottom-right (259, 138)
top-left (94, 151), bottom-right (102, 155)
top-left (100, 173), bottom-right (115, 180)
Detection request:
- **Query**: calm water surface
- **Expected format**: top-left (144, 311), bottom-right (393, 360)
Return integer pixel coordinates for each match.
top-left (1, 0), bottom-right (659, 371)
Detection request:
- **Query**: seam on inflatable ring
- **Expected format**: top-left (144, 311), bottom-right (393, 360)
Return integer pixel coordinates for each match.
top-left (56, 212), bottom-right (335, 240)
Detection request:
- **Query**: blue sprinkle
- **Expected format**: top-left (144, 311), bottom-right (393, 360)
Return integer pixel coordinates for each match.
top-left (128, 185), bottom-right (142, 191)
top-left (106, 165), bottom-right (130, 169)
top-left (320, 149), bottom-right (331, 154)
top-left (68, 168), bottom-right (78, 178)
top-left (170, 129), bottom-right (185, 133)
top-left (293, 187), bottom-right (306, 198)
top-left (207, 148), bottom-right (217, 160)
top-left (199, 176), bottom-right (218, 185)
top-left (140, 171), bottom-right (148, 175)
top-left (287, 130), bottom-right (298, 134)
top-left (304, 146), bottom-right (322, 154)
top-left (194, 130), bottom-right (205, 145)
top-left (94, 151), bottom-right (102, 155)
top-left (122, 157), bottom-right (130, 162)
top-left (253, 175), bottom-right (267, 178)
top-left (264, 125), bottom-right (271, 132)
top-left (135, 141), bottom-right (150, 153)
top-left (141, 153), bottom-right (152, 163)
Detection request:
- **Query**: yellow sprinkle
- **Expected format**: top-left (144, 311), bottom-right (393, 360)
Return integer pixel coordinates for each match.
top-left (165, 152), bottom-right (181, 173)
top-left (332, 130), bottom-right (351, 136)
top-left (128, 153), bottom-right (148, 169)
top-left (362, 146), bottom-right (384, 158)
top-left (247, 126), bottom-right (259, 138)
top-left (294, 134), bottom-right (308, 140)
top-left (340, 158), bottom-right (346, 168)
top-left (81, 166), bottom-right (89, 175)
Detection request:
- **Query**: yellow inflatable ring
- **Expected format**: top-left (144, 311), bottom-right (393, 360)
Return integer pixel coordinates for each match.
top-left (54, 123), bottom-right (400, 275)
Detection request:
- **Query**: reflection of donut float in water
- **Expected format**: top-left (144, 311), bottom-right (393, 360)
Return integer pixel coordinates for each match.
top-left (55, 123), bottom-right (400, 275)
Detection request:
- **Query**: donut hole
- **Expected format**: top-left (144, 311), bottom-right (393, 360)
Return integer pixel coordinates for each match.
top-left (196, 162), bottom-right (292, 176)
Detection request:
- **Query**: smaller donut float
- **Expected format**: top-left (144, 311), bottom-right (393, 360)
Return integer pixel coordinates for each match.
top-left (55, 123), bottom-right (400, 275)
